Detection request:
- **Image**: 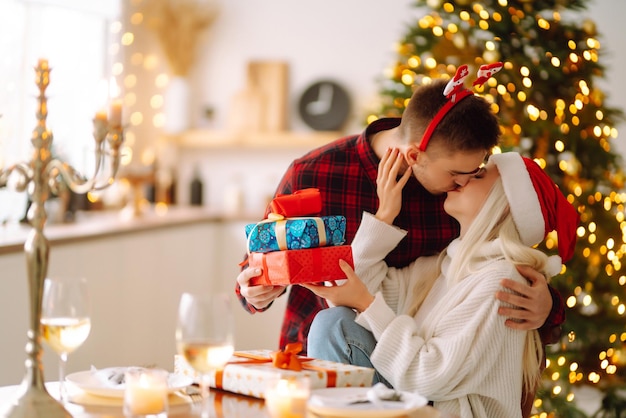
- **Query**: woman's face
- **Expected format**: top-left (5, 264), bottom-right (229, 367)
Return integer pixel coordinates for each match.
top-left (444, 160), bottom-right (500, 234)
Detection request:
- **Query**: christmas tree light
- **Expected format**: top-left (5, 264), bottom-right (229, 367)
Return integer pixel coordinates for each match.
top-left (371, 1), bottom-right (625, 416)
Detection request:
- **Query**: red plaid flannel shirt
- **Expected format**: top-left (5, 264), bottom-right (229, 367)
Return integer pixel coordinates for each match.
top-left (236, 118), bottom-right (565, 354)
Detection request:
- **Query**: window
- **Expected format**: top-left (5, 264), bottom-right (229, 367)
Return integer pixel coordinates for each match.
top-left (0, 0), bottom-right (120, 223)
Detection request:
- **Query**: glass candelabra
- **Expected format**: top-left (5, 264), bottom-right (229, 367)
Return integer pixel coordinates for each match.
top-left (0, 59), bottom-right (124, 418)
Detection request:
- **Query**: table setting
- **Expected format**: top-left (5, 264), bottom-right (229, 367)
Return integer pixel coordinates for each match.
top-left (1, 284), bottom-right (453, 418)
top-left (1, 377), bottom-right (449, 418)
top-left (65, 366), bottom-right (193, 406)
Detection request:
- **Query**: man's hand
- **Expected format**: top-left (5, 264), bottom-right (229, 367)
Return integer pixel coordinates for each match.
top-left (300, 260), bottom-right (375, 313)
top-left (236, 267), bottom-right (286, 310)
top-left (496, 264), bottom-right (552, 330)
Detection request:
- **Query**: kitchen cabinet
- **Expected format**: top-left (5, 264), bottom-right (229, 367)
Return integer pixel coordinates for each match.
top-left (0, 208), bottom-right (286, 386)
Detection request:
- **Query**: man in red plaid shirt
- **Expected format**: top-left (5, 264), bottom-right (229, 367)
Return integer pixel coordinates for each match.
top-left (235, 79), bottom-right (565, 357)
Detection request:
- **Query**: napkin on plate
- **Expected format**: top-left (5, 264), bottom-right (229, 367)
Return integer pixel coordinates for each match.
top-left (309, 383), bottom-right (427, 409)
top-left (90, 366), bottom-right (129, 388)
top-left (87, 366), bottom-right (193, 393)
top-left (367, 383), bottom-right (427, 409)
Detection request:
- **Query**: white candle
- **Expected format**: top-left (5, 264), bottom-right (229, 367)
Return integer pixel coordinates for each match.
top-left (265, 377), bottom-right (309, 418)
top-left (95, 110), bottom-right (108, 123)
top-left (123, 368), bottom-right (168, 416)
top-left (109, 99), bottom-right (123, 127)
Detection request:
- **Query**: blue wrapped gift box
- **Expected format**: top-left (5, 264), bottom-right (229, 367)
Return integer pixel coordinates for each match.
top-left (245, 216), bottom-right (346, 253)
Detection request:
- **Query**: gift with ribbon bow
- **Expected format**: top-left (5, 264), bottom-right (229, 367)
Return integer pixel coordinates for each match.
top-left (246, 188), bottom-right (346, 254)
top-left (269, 188), bottom-right (322, 217)
top-left (245, 214), bottom-right (346, 253)
top-left (247, 244), bottom-right (353, 286)
top-left (244, 188), bottom-right (354, 285)
top-left (174, 344), bottom-right (374, 399)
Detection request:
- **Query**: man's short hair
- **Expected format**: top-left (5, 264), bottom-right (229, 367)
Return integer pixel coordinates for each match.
top-left (399, 79), bottom-right (501, 153)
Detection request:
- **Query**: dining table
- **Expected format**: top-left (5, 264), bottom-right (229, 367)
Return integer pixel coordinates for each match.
top-left (0, 381), bottom-right (455, 418)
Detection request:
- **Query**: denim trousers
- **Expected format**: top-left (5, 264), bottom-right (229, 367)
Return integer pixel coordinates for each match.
top-left (307, 306), bottom-right (392, 387)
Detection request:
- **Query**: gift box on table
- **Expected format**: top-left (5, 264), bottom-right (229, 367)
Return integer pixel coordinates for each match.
top-left (245, 215), bottom-right (347, 253)
top-left (174, 344), bottom-right (374, 399)
top-left (247, 245), bottom-right (353, 286)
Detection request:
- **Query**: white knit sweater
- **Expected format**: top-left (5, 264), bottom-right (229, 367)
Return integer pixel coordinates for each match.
top-left (352, 212), bottom-right (527, 418)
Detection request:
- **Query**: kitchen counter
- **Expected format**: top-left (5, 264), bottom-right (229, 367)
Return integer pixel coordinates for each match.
top-left (0, 206), bottom-right (259, 255)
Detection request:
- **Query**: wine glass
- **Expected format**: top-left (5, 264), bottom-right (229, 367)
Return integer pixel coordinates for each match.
top-left (41, 277), bottom-right (91, 403)
top-left (176, 292), bottom-right (235, 418)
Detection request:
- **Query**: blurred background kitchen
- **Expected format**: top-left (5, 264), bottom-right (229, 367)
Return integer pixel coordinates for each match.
top-left (0, 0), bottom-right (624, 414)
top-left (0, 0), bottom-right (423, 386)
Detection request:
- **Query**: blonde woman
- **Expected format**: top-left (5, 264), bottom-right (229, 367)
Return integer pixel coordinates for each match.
top-left (303, 149), bottom-right (578, 418)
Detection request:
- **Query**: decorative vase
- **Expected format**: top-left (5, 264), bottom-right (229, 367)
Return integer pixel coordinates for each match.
top-left (164, 75), bottom-right (190, 134)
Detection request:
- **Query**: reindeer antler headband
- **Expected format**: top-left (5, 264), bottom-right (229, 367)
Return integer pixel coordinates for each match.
top-left (419, 62), bottom-right (504, 152)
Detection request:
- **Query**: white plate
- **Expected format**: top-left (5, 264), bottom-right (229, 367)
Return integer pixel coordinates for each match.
top-left (65, 367), bottom-right (193, 398)
top-left (308, 387), bottom-right (428, 418)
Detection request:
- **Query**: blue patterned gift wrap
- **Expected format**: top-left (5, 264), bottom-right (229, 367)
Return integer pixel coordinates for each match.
top-left (245, 216), bottom-right (346, 253)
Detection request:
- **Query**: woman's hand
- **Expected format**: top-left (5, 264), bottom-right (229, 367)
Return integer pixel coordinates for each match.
top-left (300, 260), bottom-right (375, 313)
top-left (376, 148), bottom-right (412, 225)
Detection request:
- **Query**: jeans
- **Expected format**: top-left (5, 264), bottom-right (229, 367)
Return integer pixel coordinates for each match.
top-left (307, 306), bottom-right (392, 387)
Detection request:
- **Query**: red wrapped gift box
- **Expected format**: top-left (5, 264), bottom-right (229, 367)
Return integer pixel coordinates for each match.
top-left (248, 245), bottom-right (353, 286)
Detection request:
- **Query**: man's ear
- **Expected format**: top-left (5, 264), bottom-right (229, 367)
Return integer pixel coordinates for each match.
top-left (404, 144), bottom-right (420, 166)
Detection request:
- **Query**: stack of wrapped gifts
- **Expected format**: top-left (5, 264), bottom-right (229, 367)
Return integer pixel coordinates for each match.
top-left (244, 188), bottom-right (354, 286)
top-left (174, 343), bottom-right (375, 399)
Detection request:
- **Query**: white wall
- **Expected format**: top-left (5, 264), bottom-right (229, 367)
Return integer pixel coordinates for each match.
top-left (164, 0), bottom-right (626, 212)
top-left (185, 0), bottom-right (625, 151)
top-left (189, 0), bottom-right (418, 134)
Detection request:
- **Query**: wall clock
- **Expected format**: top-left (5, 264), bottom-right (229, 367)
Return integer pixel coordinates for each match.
top-left (297, 80), bottom-right (351, 131)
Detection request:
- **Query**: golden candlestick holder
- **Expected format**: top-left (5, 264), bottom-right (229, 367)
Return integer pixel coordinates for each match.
top-left (0, 60), bottom-right (124, 418)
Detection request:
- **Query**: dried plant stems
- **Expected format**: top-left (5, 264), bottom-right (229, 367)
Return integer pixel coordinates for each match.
top-left (143, 0), bottom-right (218, 76)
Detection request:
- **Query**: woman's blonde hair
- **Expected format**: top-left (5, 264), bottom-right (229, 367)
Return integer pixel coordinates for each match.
top-left (408, 178), bottom-right (546, 394)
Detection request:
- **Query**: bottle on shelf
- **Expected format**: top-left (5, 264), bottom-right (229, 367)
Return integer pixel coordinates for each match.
top-left (154, 165), bottom-right (177, 205)
top-left (190, 166), bottom-right (204, 206)
top-left (167, 168), bottom-right (177, 204)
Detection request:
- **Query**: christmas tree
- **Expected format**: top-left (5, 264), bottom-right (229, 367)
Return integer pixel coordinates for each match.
top-left (369, 1), bottom-right (626, 416)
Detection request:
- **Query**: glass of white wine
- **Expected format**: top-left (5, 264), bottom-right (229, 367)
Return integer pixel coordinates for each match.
top-left (41, 277), bottom-right (91, 403)
top-left (176, 292), bottom-right (235, 418)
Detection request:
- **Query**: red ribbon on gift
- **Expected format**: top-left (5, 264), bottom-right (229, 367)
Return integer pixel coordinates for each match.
top-left (269, 188), bottom-right (322, 217)
top-left (214, 343), bottom-right (337, 390)
top-left (270, 342), bottom-right (305, 371)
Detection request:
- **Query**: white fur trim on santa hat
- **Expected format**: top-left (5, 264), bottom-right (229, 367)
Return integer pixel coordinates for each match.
top-left (490, 153), bottom-right (545, 248)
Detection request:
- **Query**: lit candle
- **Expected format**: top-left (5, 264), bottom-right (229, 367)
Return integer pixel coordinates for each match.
top-left (95, 110), bottom-right (108, 124)
top-left (109, 99), bottom-right (123, 127)
top-left (123, 368), bottom-right (168, 416)
top-left (265, 376), bottom-right (310, 418)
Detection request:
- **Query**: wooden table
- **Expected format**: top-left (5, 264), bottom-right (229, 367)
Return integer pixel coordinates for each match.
top-left (0, 382), bottom-right (450, 418)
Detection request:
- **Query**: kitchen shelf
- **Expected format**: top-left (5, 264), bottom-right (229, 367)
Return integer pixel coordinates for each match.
top-left (171, 129), bottom-right (342, 150)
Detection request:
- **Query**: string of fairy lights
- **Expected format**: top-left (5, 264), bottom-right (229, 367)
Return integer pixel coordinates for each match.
top-left (364, 0), bottom-right (626, 413)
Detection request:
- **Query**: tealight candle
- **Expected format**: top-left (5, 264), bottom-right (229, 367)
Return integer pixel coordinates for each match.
top-left (123, 368), bottom-right (169, 417)
top-left (264, 376), bottom-right (310, 418)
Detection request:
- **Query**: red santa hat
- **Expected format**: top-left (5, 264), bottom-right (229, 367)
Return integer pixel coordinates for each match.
top-left (490, 152), bottom-right (579, 263)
